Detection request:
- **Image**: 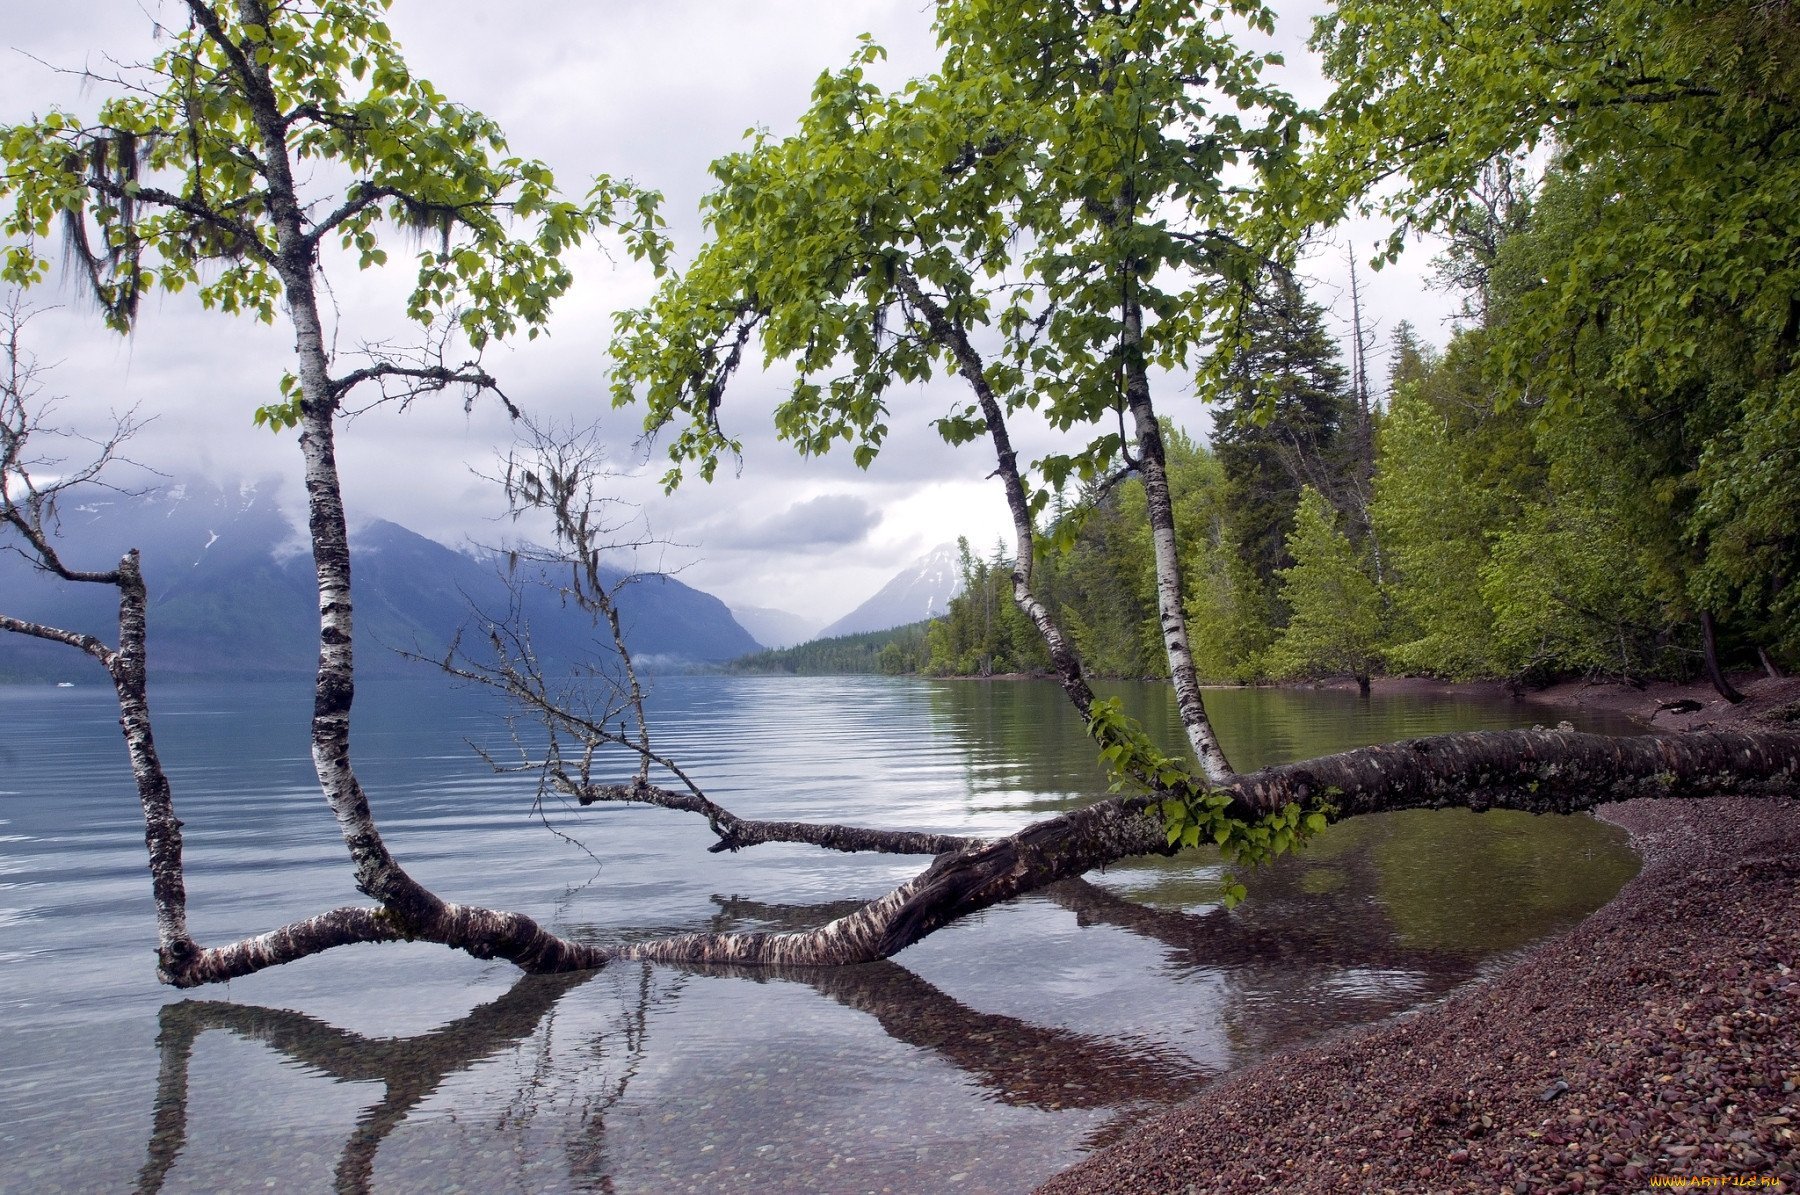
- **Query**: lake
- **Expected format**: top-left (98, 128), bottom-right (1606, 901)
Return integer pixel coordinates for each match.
top-left (0, 673), bottom-right (1644, 1193)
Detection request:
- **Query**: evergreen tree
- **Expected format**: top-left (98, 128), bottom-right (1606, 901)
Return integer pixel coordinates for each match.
top-left (729, 623), bottom-right (932, 676)
top-left (1312, 0), bottom-right (1800, 683)
top-left (1211, 274), bottom-right (1355, 631)
top-left (925, 539), bottom-right (1047, 676)
top-left (1266, 488), bottom-right (1384, 695)
top-left (1385, 321), bottom-right (1433, 398)
top-left (1370, 321), bottom-right (1556, 680)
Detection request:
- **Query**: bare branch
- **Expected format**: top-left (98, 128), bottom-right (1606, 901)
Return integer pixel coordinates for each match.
top-left (332, 359), bottom-right (513, 415)
top-left (0, 296), bottom-right (152, 584)
top-left (574, 778), bottom-right (979, 856)
top-left (0, 612), bottom-right (114, 664)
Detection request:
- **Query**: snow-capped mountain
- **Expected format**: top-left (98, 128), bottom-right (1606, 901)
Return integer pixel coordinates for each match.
top-left (0, 477), bottom-right (760, 681)
top-left (815, 543), bottom-right (964, 640)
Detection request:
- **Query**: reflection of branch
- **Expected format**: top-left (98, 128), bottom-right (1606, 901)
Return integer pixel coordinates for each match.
top-left (136, 1007), bottom-right (197, 1194)
top-left (665, 892), bottom-right (1215, 1156)
top-left (567, 961), bottom-right (671, 1191)
top-left (816, 960), bottom-right (1208, 1109)
top-left (1043, 875), bottom-right (1468, 972)
top-left (699, 895), bottom-right (1209, 1110)
top-left (136, 971), bottom-right (595, 1195)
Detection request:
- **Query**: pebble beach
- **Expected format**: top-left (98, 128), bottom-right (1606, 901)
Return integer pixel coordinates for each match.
top-left (1041, 678), bottom-right (1800, 1194)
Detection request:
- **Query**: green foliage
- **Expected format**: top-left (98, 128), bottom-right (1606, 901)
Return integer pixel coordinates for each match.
top-left (915, 431), bottom-right (1263, 683)
top-left (1085, 697), bottom-right (1332, 904)
top-left (0, 0), bottom-right (664, 352)
top-left (1689, 375), bottom-right (1800, 662)
top-left (1481, 502), bottom-right (1681, 681)
top-left (1265, 488), bottom-right (1383, 683)
top-left (1210, 273), bottom-right (1356, 633)
top-left (1369, 334), bottom-right (1538, 678)
top-left (1309, 0), bottom-right (1800, 672)
top-left (610, 0), bottom-right (1302, 497)
top-left (925, 539), bottom-right (1048, 676)
top-left (1183, 546), bottom-right (1270, 683)
top-left (1041, 481), bottom-right (1162, 681)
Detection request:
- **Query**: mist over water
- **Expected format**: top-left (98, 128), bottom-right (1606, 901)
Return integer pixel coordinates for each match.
top-left (0, 674), bottom-right (1642, 1193)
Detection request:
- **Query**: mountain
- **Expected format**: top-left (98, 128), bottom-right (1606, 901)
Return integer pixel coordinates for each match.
top-left (816, 543), bottom-right (963, 640)
top-left (0, 478), bottom-right (760, 681)
top-left (729, 604), bottom-right (818, 650)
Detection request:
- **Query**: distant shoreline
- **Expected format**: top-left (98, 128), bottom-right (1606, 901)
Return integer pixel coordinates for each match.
top-left (933, 668), bottom-right (1797, 733)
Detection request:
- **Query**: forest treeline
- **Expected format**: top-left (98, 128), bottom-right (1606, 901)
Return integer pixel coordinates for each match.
top-left (753, 157), bottom-right (1797, 692)
top-left (728, 621), bottom-right (933, 675)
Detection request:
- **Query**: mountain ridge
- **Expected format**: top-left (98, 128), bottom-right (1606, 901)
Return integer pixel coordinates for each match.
top-left (0, 478), bottom-right (759, 681)
top-left (816, 543), bottom-right (963, 640)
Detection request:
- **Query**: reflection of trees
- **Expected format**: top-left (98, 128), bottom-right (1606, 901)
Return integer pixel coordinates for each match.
top-left (138, 971), bottom-right (597, 1194)
top-left (1045, 872), bottom-right (1482, 1065)
top-left (1043, 808), bottom-right (1634, 1066)
top-left (1044, 872), bottom-right (1425, 970)
top-left (131, 831), bottom-right (1632, 1193)
top-left (132, 892), bottom-right (1231, 1193)
top-left (924, 678), bottom-right (1103, 807)
top-left (704, 896), bottom-right (1212, 1111)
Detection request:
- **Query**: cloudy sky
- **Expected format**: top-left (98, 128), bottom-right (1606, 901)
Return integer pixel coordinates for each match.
top-left (1, 1), bottom-right (1457, 630)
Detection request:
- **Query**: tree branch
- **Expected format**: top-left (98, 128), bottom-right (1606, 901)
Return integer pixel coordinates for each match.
top-left (82, 171), bottom-right (274, 267)
top-left (0, 612), bottom-right (114, 663)
top-left (574, 779), bottom-right (980, 856)
top-left (304, 181), bottom-right (402, 247)
top-left (606, 727), bottom-right (1800, 968)
top-left (330, 359), bottom-right (514, 415)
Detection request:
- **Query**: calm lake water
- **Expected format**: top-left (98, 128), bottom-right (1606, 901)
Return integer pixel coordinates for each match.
top-left (0, 673), bottom-right (1644, 1194)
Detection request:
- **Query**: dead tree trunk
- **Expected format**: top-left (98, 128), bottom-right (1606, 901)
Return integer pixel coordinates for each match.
top-left (9, 417), bottom-right (1800, 986)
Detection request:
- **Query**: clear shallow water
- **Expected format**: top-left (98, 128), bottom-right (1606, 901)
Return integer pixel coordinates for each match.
top-left (0, 674), bottom-right (1643, 1194)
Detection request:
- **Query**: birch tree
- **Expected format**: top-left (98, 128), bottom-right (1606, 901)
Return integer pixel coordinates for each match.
top-left (0, 0), bottom-right (667, 982)
top-left (2, 0), bottom-right (1797, 991)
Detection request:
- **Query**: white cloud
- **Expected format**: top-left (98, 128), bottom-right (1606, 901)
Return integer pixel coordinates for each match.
top-left (1, 1), bottom-right (1458, 629)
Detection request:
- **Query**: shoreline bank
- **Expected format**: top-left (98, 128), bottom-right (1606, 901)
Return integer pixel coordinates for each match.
top-left (1038, 685), bottom-right (1800, 1195)
top-left (1319, 672), bottom-right (1800, 735)
top-left (929, 668), bottom-right (1800, 737)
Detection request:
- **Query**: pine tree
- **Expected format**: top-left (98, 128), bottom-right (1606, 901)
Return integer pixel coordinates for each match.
top-left (1266, 488), bottom-right (1385, 695)
top-left (1211, 275), bottom-right (1355, 635)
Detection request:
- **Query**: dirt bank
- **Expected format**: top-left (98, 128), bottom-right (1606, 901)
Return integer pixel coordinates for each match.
top-left (1039, 688), bottom-right (1800, 1195)
top-left (1320, 671), bottom-right (1800, 735)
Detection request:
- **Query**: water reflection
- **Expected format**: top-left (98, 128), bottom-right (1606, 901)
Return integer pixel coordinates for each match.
top-left (139, 972), bottom-right (598, 1193)
top-left (923, 678), bottom-right (1645, 806)
top-left (2, 676), bottom-right (1647, 1193)
top-left (134, 947), bottom-right (1216, 1192)
top-left (131, 798), bottom-right (1639, 1194)
top-left (699, 896), bottom-right (1212, 1109)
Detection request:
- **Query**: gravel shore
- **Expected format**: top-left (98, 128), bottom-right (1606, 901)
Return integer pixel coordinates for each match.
top-left (1040, 690), bottom-right (1800, 1194)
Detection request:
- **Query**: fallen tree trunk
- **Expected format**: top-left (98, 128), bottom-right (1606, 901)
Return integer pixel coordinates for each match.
top-left (607, 727), bottom-right (1800, 968)
top-left (7, 216), bottom-right (1798, 990)
top-left (11, 501), bottom-right (1800, 984)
